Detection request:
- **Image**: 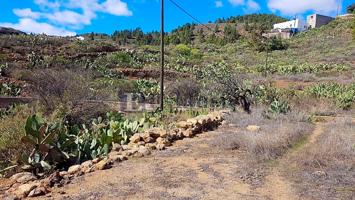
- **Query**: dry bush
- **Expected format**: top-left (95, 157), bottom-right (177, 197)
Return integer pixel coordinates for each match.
top-left (24, 68), bottom-right (93, 111)
top-left (290, 118), bottom-right (355, 200)
top-left (166, 78), bottom-right (200, 106)
top-left (211, 107), bottom-right (313, 160)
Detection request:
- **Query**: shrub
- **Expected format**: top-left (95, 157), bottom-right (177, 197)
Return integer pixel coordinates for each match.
top-left (0, 105), bottom-right (34, 176)
top-left (24, 69), bottom-right (93, 111)
top-left (174, 44), bottom-right (192, 56)
top-left (306, 83), bottom-right (355, 109)
top-left (166, 78), bottom-right (200, 106)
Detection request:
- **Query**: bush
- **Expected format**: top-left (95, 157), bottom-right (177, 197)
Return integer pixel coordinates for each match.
top-left (166, 78), bottom-right (200, 106)
top-left (306, 83), bottom-right (355, 109)
top-left (0, 105), bottom-right (34, 176)
top-left (174, 44), bottom-right (192, 56)
top-left (24, 68), bottom-right (93, 111)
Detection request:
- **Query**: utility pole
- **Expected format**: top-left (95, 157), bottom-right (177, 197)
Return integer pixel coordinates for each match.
top-left (160, 0), bottom-right (165, 111)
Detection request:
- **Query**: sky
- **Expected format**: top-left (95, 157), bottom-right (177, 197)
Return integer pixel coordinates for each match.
top-left (0, 0), bottom-right (352, 36)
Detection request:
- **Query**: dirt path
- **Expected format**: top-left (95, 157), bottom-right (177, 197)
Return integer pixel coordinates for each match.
top-left (256, 119), bottom-right (330, 200)
top-left (36, 117), bottom-right (341, 200)
top-left (38, 126), bottom-right (262, 200)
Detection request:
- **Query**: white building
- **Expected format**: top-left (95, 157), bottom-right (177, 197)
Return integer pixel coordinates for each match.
top-left (273, 19), bottom-right (307, 32)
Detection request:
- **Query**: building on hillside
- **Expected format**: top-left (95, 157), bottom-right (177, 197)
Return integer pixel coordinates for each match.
top-left (262, 29), bottom-right (295, 39)
top-left (264, 13), bottom-right (335, 39)
top-left (273, 19), bottom-right (307, 32)
top-left (307, 14), bottom-right (334, 29)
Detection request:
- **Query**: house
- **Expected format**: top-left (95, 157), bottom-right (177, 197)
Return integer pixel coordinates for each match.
top-left (273, 19), bottom-right (307, 32)
top-left (264, 13), bottom-right (335, 39)
top-left (307, 14), bottom-right (334, 29)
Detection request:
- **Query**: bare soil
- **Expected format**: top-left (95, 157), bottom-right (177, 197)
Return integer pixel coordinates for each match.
top-left (33, 115), bottom-right (345, 200)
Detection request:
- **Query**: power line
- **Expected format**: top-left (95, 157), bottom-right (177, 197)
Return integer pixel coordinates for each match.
top-left (167, 0), bottom-right (224, 37)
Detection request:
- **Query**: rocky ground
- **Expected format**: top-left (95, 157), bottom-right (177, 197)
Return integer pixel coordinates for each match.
top-left (2, 111), bottom-right (354, 200)
top-left (31, 115), bottom-right (351, 200)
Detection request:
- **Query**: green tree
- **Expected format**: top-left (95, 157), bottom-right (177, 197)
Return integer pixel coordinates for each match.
top-left (347, 3), bottom-right (355, 13)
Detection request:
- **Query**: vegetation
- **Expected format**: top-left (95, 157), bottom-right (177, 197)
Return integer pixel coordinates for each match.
top-left (306, 83), bottom-right (355, 109)
top-left (0, 13), bottom-right (354, 187)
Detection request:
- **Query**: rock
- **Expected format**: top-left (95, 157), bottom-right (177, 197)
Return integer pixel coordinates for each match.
top-left (42, 171), bottom-right (62, 187)
top-left (144, 129), bottom-right (161, 139)
top-left (121, 145), bottom-right (131, 151)
top-left (10, 172), bottom-right (37, 184)
top-left (138, 146), bottom-right (151, 156)
top-left (143, 136), bottom-right (155, 143)
top-left (14, 183), bottom-right (37, 198)
top-left (156, 143), bottom-right (166, 150)
top-left (59, 171), bottom-right (68, 177)
top-left (121, 150), bottom-right (133, 157)
top-left (27, 186), bottom-right (48, 197)
top-left (183, 129), bottom-right (194, 138)
top-left (176, 121), bottom-right (192, 129)
top-left (112, 143), bottom-right (122, 152)
top-left (156, 137), bottom-right (171, 146)
top-left (67, 165), bottom-right (81, 175)
top-left (156, 137), bottom-right (171, 150)
top-left (246, 125), bottom-right (261, 132)
top-left (94, 158), bottom-right (112, 170)
top-left (81, 160), bottom-right (94, 174)
top-left (129, 134), bottom-right (142, 143)
top-left (145, 143), bottom-right (157, 150)
top-left (108, 151), bottom-right (123, 162)
top-left (92, 157), bottom-right (102, 164)
top-left (313, 171), bottom-right (327, 177)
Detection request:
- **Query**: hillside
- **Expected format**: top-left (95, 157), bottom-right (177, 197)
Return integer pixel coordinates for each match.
top-left (0, 27), bottom-right (25, 35)
top-left (0, 13), bottom-right (354, 200)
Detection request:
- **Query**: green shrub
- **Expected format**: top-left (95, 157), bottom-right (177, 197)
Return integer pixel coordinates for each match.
top-left (306, 83), bottom-right (355, 109)
top-left (174, 44), bottom-right (192, 56)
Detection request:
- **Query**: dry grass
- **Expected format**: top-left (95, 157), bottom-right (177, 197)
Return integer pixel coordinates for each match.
top-left (288, 118), bottom-right (355, 200)
top-left (0, 105), bottom-right (35, 176)
top-left (210, 107), bottom-right (313, 161)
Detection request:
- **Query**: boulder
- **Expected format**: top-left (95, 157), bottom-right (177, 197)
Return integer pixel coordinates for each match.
top-left (92, 157), bottom-right (102, 164)
top-left (183, 129), bottom-right (194, 138)
top-left (41, 171), bottom-right (62, 187)
top-left (108, 151), bottom-right (124, 162)
top-left (138, 146), bottom-right (151, 156)
top-left (129, 134), bottom-right (142, 143)
top-left (112, 143), bottom-right (122, 152)
top-left (67, 165), bottom-right (81, 175)
top-left (156, 143), bottom-right (166, 150)
top-left (176, 121), bottom-right (193, 129)
top-left (10, 172), bottom-right (36, 184)
top-left (81, 160), bottom-right (94, 174)
top-left (246, 125), bottom-right (261, 132)
top-left (28, 186), bottom-right (48, 197)
top-left (14, 183), bottom-right (38, 198)
top-left (95, 158), bottom-right (112, 170)
top-left (143, 136), bottom-right (155, 143)
top-left (145, 143), bottom-right (157, 150)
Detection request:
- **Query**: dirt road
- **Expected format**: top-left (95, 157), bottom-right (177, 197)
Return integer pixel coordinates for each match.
top-left (37, 119), bottom-right (333, 200)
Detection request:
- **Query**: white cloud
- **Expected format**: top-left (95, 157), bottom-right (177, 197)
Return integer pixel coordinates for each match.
top-left (229, 0), bottom-right (244, 6)
top-left (101, 0), bottom-right (133, 16)
top-left (34, 0), bottom-right (60, 9)
top-left (0, 18), bottom-right (75, 36)
top-left (268, 0), bottom-right (338, 16)
top-left (1, 0), bottom-right (133, 36)
top-left (246, 0), bottom-right (260, 11)
top-left (215, 1), bottom-right (224, 8)
top-left (13, 8), bottom-right (41, 19)
top-left (45, 10), bottom-right (93, 26)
